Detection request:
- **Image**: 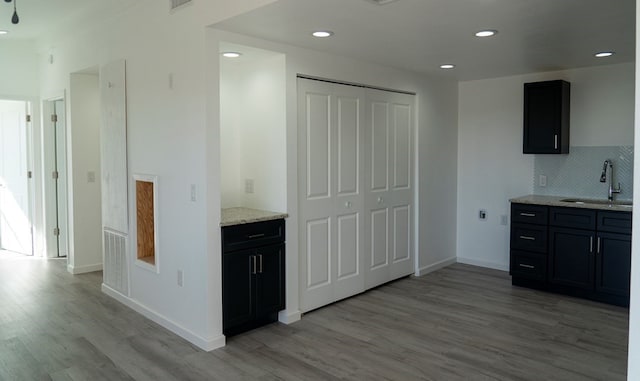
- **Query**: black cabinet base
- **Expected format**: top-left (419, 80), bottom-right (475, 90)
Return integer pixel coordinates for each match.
top-left (224, 312), bottom-right (279, 337)
top-left (512, 277), bottom-right (629, 307)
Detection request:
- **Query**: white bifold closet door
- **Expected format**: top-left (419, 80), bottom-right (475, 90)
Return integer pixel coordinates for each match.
top-left (298, 78), bottom-right (414, 312)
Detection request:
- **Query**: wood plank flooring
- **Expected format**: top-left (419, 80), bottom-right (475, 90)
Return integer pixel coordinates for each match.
top-left (0, 251), bottom-right (628, 380)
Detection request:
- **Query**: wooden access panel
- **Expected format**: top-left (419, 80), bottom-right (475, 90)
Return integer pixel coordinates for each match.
top-left (136, 180), bottom-right (155, 265)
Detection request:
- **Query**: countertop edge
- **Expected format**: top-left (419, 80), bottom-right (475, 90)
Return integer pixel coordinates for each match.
top-left (220, 207), bottom-right (288, 227)
top-left (510, 195), bottom-right (633, 212)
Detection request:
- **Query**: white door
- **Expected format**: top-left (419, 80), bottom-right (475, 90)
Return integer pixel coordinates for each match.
top-left (364, 89), bottom-right (414, 288)
top-left (0, 100), bottom-right (32, 255)
top-left (298, 79), bottom-right (366, 312)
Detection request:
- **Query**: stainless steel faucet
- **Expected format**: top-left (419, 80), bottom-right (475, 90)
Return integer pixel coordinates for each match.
top-left (600, 159), bottom-right (621, 201)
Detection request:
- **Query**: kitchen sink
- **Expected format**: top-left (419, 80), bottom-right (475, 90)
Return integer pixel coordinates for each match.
top-left (560, 198), bottom-right (633, 207)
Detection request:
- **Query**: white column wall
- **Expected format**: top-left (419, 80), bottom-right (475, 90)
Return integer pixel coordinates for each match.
top-left (36, 0), bottom-right (276, 350)
top-left (68, 73), bottom-right (102, 273)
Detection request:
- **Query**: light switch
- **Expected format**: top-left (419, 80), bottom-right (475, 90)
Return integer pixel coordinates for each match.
top-left (539, 175), bottom-right (547, 187)
top-left (87, 171), bottom-right (96, 183)
top-left (190, 184), bottom-right (197, 202)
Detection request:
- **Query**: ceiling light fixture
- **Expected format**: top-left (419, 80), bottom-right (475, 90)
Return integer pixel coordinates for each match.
top-left (440, 64), bottom-right (456, 69)
top-left (0, 30), bottom-right (7, 35)
top-left (475, 30), bottom-right (497, 38)
top-left (312, 31), bottom-right (334, 38)
top-left (4, 0), bottom-right (19, 25)
top-left (594, 51), bottom-right (614, 58)
top-left (221, 52), bottom-right (242, 58)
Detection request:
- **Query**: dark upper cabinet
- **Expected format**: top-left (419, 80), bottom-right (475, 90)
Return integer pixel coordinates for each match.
top-left (523, 80), bottom-right (570, 154)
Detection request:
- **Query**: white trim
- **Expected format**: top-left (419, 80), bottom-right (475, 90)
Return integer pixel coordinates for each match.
top-left (67, 263), bottom-right (103, 274)
top-left (278, 309), bottom-right (302, 324)
top-left (415, 256), bottom-right (457, 276)
top-left (132, 173), bottom-right (159, 274)
top-left (101, 283), bottom-right (226, 351)
top-left (457, 256), bottom-right (509, 272)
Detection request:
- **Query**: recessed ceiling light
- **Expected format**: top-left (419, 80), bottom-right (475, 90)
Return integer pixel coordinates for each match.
top-left (0, 30), bottom-right (8, 35)
top-left (440, 64), bottom-right (456, 69)
top-left (475, 30), bottom-right (497, 38)
top-left (221, 52), bottom-right (242, 58)
top-left (312, 31), bottom-right (334, 38)
top-left (594, 51), bottom-right (614, 58)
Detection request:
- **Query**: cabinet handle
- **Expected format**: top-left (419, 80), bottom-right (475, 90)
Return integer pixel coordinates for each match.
top-left (519, 235), bottom-right (535, 241)
top-left (597, 237), bottom-right (601, 254)
top-left (520, 213), bottom-right (536, 217)
top-left (554, 134), bottom-right (558, 150)
top-left (259, 254), bottom-right (263, 273)
top-left (252, 255), bottom-right (257, 274)
top-left (589, 236), bottom-right (593, 253)
top-left (519, 264), bottom-right (535, 269)
top-left (247, 233), bottom-right (266, 239)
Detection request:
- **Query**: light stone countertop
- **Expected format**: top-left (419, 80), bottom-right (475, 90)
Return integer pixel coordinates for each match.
top-left (220, 207), bottom-right (288, 227)
top-left (510, 194), bottom-right (633, 212)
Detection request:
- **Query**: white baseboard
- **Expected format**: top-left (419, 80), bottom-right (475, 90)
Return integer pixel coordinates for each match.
top-left (278, 309), bottom-right (302, 324)
top-left (67, 263), bottom-right (103, 274)
top-left (415, 256), bottom-right (457, 276)
top-left (457, 257), bottom-right (509, 272)
top-left (101, 284), bottom-right (226, 351)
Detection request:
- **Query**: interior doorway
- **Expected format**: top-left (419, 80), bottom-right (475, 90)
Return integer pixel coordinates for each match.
top-left (0, 100), bottom-right (33, 255)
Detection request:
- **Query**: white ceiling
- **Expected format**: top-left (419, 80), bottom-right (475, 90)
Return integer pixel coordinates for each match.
top-left (214, 0), bottom-right (636, 81)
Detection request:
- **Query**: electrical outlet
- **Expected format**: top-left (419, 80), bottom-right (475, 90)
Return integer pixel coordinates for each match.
top-left (539, 175), bottom-right (547, 187)
top-left (177, 270), bottom-right (183, 287)
top-left (500, 215), bottom-right (508, 226)
top-left (479, 209), bottom-right (487, 220)
top-left (245, 179), bottom-right (254, 194)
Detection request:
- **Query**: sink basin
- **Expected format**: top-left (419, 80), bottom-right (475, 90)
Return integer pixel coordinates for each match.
top-left (560, 198), bottom-right (633, 207)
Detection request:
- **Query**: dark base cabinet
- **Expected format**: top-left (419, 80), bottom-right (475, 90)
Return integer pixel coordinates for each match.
top-left (510, 203), bottom-right (631, 307)
top-left (222, 219), bottom-right (285, 336)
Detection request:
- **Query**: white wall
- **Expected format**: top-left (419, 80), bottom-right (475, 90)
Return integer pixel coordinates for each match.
top-left (626, 1), bottom-right (639, 377)
top-left (457, 63), bottom-right (635, 270)
top-left (220, 49), bottom-right (287, 212)
top-left (68, 73), bottom-right (102, 273)
top-left (0, 40), bottom-right (39, 98)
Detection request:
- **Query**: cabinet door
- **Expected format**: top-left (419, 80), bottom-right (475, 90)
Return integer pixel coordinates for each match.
top-left (548, 227), bottom-right (594, 289)
top-left (255, 243), bottom-right (285, 317)
top-left (523, 80), bottom-right (569, 154)
top-left (222, 250), bottom-right (254, 331)
top-left (596, 232), bottom-right (631, 298)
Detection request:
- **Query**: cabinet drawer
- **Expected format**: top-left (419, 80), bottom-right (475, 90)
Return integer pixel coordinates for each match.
top-left (222, 219), bottom-right (285, 252)
top-left (597, 211), bottom-right (632, 234)
top-left (511, 223), bottom-right (548, 253)
top-left (511, 250), bottom-right (546, 281)
top-left (550, 207), bottom-right (596, 230)
top-left (511, 203), bottom-right (548, 225)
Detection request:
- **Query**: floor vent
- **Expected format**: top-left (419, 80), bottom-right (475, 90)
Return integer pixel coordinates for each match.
top-left (104, 229), bottom-right (129, 295)
top-left (170, 0), bottom-right (193, 11)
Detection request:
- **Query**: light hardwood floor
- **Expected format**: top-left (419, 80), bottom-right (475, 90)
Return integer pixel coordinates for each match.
top-left (0, 251), bottom-right (628, 380)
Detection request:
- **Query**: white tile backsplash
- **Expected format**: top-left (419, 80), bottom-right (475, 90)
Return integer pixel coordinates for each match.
top-left (533, 146), bottom-right (633, 201)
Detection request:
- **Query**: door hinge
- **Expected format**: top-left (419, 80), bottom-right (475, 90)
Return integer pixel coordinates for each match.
top-left (51, 114), bottom-right (58, 123)
top-left (52, 171), bottom-right (59, 180)
top-left (27, 171), bottom-right (32, 179)
top-left (53, 227), bottom-right (60, 236)
top-left (26, 114), bottom-right (31, 123)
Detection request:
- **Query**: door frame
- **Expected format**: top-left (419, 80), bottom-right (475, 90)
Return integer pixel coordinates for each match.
top-left (42, 94), bottom-right (69, 258)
